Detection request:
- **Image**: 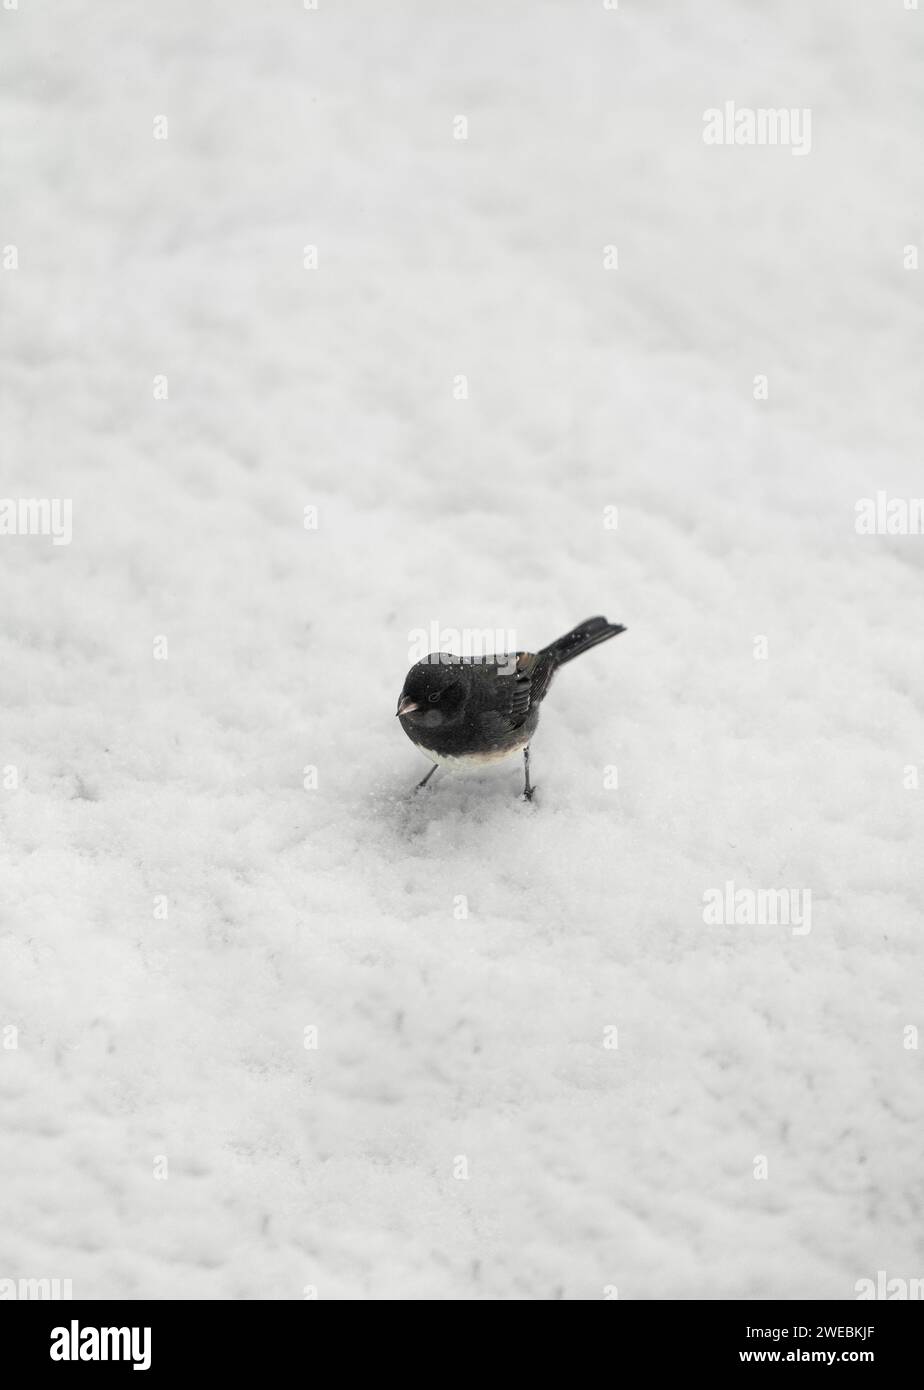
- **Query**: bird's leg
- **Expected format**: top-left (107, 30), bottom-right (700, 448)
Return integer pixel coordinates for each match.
top-left (521, 746), bottom-right (535, 801)
top-left (415, 764), bottom-right (439, 792)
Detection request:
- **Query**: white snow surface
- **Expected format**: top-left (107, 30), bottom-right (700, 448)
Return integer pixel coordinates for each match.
top-left (0, 0), bottom-right (922, 1299)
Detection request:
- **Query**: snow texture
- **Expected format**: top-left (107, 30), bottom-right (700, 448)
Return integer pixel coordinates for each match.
top-left (0, 0), bottom-right (921, 1300)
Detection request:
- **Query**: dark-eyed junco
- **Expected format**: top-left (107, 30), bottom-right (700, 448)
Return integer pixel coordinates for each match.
top-left (396, 616), bottom-right (626, 799)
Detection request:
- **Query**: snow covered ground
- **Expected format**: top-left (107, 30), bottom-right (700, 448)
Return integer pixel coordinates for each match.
top-left (1, 0), bottom-right (921, 1300)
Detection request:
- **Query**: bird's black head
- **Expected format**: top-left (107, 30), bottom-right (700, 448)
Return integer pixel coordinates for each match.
top-left (396, 657), bottom-right (467, 728)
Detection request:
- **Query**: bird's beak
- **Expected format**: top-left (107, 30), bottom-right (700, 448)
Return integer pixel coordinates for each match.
top-left (396, 695), bottom-right (419, 717)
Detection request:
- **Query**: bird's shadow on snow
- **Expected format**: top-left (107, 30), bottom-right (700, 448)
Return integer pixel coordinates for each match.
top-left (366, 767), bottom-right (539, 846)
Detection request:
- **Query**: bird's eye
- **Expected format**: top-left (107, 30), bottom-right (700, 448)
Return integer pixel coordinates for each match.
top-left (428, 692), bottom-right (440, 702)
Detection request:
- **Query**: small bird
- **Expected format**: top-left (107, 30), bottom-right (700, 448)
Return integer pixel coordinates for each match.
top-left (396, 616), bottom-right (626, 800)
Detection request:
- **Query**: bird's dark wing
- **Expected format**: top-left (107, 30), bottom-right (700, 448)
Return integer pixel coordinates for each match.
top-left (483, 650), bottom-right (557, 729)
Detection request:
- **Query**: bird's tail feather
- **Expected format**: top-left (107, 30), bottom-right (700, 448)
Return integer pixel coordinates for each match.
top-left (540, 616), bottom-right (626, 667)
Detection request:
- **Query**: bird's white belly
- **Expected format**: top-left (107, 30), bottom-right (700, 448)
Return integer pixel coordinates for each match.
top-left (418, 739), bottom-right (527, 772)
